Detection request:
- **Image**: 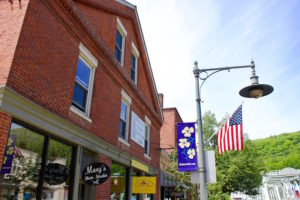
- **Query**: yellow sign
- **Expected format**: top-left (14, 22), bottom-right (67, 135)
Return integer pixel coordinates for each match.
top-left (131, 159), bottom-right (149, 172)
top-left (132, 177), bottom-right (156, 194)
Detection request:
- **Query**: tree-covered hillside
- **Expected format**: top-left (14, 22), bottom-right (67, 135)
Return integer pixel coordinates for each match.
top-left (254, 131), bottom-right (300, 171)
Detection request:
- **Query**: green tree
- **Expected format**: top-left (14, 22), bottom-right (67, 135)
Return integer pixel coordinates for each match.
top-left (167, 148), bottom-right (199, 200)
top-left (203, 111), bottom-right (219, 148)
top-left (214, 140), bottom-right (264, 196)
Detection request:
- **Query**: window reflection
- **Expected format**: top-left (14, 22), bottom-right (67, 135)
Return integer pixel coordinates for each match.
top-left (110, 163), bottom-right (127, 200)
top-left (0, 122), bottom-right (75, 200)
top-left (42, 139), bottom-right (72, 200)
top-left (0, 123), bottom-right (44, 200)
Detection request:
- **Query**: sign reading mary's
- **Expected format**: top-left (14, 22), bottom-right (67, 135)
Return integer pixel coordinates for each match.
top-left (176, 122), bottom-right (198, 172)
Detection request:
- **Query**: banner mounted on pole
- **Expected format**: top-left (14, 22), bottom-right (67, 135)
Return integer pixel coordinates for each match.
top-left (176, 122), bottom-right (198, 172)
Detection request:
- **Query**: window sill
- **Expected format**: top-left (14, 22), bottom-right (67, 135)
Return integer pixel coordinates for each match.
top-left (70, 106), bottom-right (92, 123)
top-left (118, 137), bottom-right (130, 147)
top-left (144, 154), bottom-right (151, 160)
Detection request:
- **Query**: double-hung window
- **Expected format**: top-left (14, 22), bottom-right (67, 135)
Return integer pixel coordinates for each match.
top-left (131, 42), bottom-right (139, 84)
top-left (71, 43), bottom-right (97, 120)
top-left (119, 90), bottom-right (131, 142)
top-left (114, 17), bottom-right (127, 66)
top-left (144, 116), bottom-right (151, 157)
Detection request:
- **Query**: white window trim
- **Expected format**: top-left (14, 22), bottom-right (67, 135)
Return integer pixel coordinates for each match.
top-left (120, 89), bottom-right (132, 142)
top-left (116, 17), bottom-right (127, 66)
top-left (70, 43), bottom-right (98, 123)
top-left (144, 115), bottom-right (151, 157)
top-left (131, 42), bottom-right (139, 85)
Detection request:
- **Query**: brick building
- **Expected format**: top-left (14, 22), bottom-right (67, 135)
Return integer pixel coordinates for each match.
top-left (159, 94), bottom-right (185, 199)
top-left (0, 0), bottom-right (163, 199)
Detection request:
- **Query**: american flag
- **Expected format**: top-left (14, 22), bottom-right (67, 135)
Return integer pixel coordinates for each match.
top-left (217, 105), bottom-right (243, 155)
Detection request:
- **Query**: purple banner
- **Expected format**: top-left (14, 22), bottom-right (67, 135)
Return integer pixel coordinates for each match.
top-left (177, 122), bottom-right (198, 172)
top-left (1, 135), bottom-right (16, 174)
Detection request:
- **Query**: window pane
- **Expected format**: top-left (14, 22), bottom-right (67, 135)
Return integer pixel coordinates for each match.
top-left (0, 122), bottom-right (44, 200)
top-left (144, 140), bottom-right (148, 154)
top-left (76, 58), bottom-right (91, 88)
top-left (119, 120), bottom-right (126, 139)
top-left (110, 163), bottom-right (127, 200)
top-left (115, 48), bottom-right (121, 62)
top-left (131, 55), bottom-right (136, 82)
top-left (73, 83), bottom-right (87, 111)
top-left (116, 30), bottom-right (123, 48)
top-left (42, 139), bottom-right (73, 200)
top-left (115, 30), bottom-right (123, 63)
top-left (120, 101), bottom-right (127, 120)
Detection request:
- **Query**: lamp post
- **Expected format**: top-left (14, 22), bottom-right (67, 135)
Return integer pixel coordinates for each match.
top-left (193, 60), bottom-right (273, 200)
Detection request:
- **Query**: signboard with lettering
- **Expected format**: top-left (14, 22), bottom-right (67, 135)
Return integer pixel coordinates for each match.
top-left (132, 176), bottom-right (156, 194)
top-left (44, 163), bottom-right (68, 185)
top-left (81, 162), bottom-right (110, 185)
top-left (131, 112), bottom-right (145, 147)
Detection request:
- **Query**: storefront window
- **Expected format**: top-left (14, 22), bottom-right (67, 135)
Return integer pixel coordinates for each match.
top-left (42, 139), bottom-right (73, 199)
top-left (0, 122), bottom-right (75, 200)
top-left (78, 149), bottom-right (97, 200)
top-left (110, 162), bottom-right (127, 200)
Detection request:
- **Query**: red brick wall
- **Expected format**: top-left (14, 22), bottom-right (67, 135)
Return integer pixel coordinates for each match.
top-left (2, 1), bottom-right (162, 198)
top-left (0, 111), bottom-right (12, 168)
top-left (0, 0), bottom-right (29, 86)
top-left (160, 108), bottom-right (183, 154)
top-left (4, 0), bottom-right (161, 177)
top-left (75, 1), bottom-right (156, 111)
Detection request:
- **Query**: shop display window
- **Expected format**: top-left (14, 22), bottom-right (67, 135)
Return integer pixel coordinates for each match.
top-left (0, 122), bottom-right (75, 200)
top-left (110, 162), bottom-right (127, 200)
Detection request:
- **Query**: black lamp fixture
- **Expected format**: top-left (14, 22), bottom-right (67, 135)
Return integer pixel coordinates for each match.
top-left (239, 61), bottom-right (273, 98)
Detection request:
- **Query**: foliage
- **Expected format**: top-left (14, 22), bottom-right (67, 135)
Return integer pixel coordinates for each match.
top-left (215, 140), bottom-right (265, 196)
top-left (254, 131), bottom-right (300, 170)
top-left (203, 111), bottom-right (220, 148)
top-left (167, 148), bottom-right (199, 199)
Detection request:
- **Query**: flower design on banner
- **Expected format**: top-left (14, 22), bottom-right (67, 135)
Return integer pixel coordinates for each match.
top-left (178, 138), bottom-right (190, 148)
top-left (187, 149), bottom-right (196, 159)
top-left (182, 126), bottom-right (194, 137)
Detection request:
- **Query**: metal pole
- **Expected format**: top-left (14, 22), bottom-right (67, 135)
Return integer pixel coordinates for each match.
top-left (193, 61), bottom-right (207, 200)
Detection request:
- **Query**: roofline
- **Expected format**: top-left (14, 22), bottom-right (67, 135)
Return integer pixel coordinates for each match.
top-left (115, 0), bottom-right (136, 9)
top-left (133, 6), bottom-right (164, 123)
top-left (163, 107), bottom-right (183, 122)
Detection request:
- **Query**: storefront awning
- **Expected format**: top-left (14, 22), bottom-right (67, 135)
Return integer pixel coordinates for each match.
top-left (160, 171), bottom-right (178, 187)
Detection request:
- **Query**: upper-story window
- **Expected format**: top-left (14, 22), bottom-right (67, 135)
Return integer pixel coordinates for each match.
top-left (144, 116), bottom-right (151, 157)
top-left (115, 17), bottom-right (127, 66)
top-left (71, 43), bottom-right (98, 121)
top-left (119, 90), bottom-right (131, 143)
top-left (131, 42), bottom-right (139, 84)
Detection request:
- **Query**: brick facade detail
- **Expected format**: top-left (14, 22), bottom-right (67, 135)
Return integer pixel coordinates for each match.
top-left (0, 111), bottom-right (12, 168)
top-left (0, 0), bottom-right (162, 199)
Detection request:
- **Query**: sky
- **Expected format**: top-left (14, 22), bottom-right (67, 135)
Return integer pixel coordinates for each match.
top-left (127, 0), bottom-right (300, 139)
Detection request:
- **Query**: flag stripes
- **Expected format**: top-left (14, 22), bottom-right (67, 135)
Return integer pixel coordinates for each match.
top-left (217, 105), bottom-right (243, 155)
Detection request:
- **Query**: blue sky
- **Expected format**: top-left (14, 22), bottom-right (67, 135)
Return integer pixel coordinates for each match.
top-left (128, 0), bottom-right (300, 139)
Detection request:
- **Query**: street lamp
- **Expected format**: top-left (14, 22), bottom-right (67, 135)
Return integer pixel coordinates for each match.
top-left (193, 60), bottom-right (273, 200)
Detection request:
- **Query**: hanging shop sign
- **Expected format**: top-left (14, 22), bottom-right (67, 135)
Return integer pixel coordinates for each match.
top-left (44, 163), bottom-right (68, 185)
top-left (132, 176), bottom-right (156, 194)
top-left (176, 122), bottom-right (198, 172)
top-left (1, 135), bottom-right (16, 174)
top-left (81, 162), bottom-right (110, 185)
